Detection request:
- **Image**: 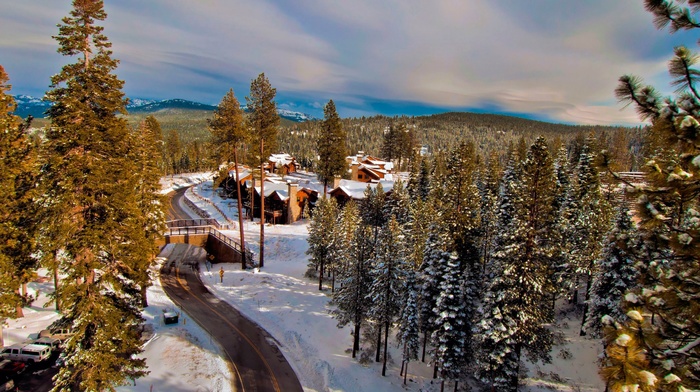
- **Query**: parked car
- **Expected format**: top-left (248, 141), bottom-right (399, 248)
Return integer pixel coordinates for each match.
top-left (0, 359), bottom-right (26, 377)
top-left (31, 337), bottom-right (62, 353)
top-left (0, 343), bottom-right (52, 363)
top-left (39, 327), bottom-right (73, 342)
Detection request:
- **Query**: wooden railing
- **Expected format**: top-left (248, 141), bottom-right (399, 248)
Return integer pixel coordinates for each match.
top-left (162, 220), bottom-right (254, 267)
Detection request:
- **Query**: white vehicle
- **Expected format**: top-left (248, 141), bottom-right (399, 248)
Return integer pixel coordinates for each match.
top-left (31, 337), bottom-right (62, 353)
top-left (0, 343), bottom-right (52, 363)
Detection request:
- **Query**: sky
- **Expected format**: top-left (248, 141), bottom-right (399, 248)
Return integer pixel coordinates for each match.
top-left (0, 1), bottom-right (697, 125)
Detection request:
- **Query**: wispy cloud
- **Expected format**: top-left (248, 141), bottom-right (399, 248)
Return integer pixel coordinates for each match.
top-left (0, 0), bottom-right (695, 125)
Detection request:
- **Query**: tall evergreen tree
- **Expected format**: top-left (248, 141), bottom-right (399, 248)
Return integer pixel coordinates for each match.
top-left (584, 203), bottom-right (639, 337)
top-left (306, 198), bottom-right (338, 290)
top-left (0, 65), bottom-right (38, 345)
top-left (246, 73), bottom-right (279, 268)
top-left (396, 269), bottom-right (420, 385)
top-left (432, 254), bottom-right (470, 390)
top-left (330, 223), bottom-right (373, 358)
top-left (130, 119), bottom-right (168, 307)
top-left (601, 2), bottom-right (700, 389)
top-left (39, 2), bottom-right (151, 389)
top-left (476, 137), bottom-right (558, 391)
top-left (367, 217), bottom-right (407, 376)
top-left (569, 144), bottom-right (612, 335)
top-left (316, 99), bottom-right (347, 196)
top-left (209, 89), bottom-right (249, 269)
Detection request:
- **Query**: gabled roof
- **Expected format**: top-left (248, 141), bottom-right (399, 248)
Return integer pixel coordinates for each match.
top-left (330, 179), bottom-right (395, 200)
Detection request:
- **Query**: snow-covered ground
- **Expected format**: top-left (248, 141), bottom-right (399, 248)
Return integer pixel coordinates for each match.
top-left (4, 172), bottom-right (606, 392)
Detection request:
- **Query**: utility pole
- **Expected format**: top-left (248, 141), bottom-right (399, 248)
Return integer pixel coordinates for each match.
top-left (259, 139), bottom-right (265, 268)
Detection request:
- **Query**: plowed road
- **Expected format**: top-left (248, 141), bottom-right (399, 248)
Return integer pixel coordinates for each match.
top-left (164, 189), bottom-right (302, 392)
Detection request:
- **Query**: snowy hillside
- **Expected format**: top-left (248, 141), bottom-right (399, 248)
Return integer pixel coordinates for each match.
top-left (13, 94), bottom-right (317, 122)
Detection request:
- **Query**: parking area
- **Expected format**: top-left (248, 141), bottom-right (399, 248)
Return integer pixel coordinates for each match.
top-left (1, 351), bottom-right (60, 392)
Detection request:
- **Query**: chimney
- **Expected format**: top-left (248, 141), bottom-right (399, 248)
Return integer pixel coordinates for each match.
top-left (351, 164), bottom-right (359, 181)
top-left (333, 176), bottom-right (342, 189)
top-left (287, 182), bottom-right (300, 224)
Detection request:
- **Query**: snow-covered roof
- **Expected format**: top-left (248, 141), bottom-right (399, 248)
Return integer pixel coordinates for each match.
top-left (228, 167), bottom-right (252, 180)
top-left (253, 182), bottom-right (290, 201)
top-left (268, 153), bottom-right (296, 166)
top-left (331, 179), bottom-right (395, 200)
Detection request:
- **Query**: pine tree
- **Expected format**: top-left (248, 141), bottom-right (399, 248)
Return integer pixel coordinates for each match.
top-left (246, 73), bottom-right (279, 268)
top-left (330, 223), bottom-right (373, 358)
top-left (603, 2), bottom-right (700, 388)
top-left (478, 151), bottom-right (501, 273)
top-left (165, 129), bottom-right (182, 175)
top-left (382, 178), bottom-right (410, 225)
top-left (571, 144), bottom-right (612, 335)
top-left (584, 203), bottom-right (639, 337)
top-left (417, 225), bottom-right (451, 366)
top-left (306, 197), bottom-right (338, 290)
top-left (396, 269), bottom-right (420, 385)
top-left (432, 254), bottom-right (470, 389)
top-left (0, 65), bottom-right (38, 344)
top-left (130, 119), bottom-right (168, 307)
top-left (476, 137), bottom-right (558, 391)
top-left (39, 2), bottom-right (151, 389)
top-left (328, 200), bottom-right (360, 291)
top-left (316, 100), bottom-right (347, 196)
top-left (209, 89), bottom-right (250, 269)
top-left (366, 217), bottom-right (407, 376)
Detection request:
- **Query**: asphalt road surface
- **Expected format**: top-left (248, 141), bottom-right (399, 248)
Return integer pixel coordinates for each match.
top-left (165, 188), bottom-right (303, 392)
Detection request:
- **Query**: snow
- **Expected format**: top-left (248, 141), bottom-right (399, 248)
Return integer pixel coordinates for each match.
top-left (4, 173), bottom-right (607, 392)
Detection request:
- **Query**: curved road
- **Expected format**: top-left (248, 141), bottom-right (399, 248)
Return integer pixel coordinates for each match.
top-left (163, 188), bottom-right (302, 392)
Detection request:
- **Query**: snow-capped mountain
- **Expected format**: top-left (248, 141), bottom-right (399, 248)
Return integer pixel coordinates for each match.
top-left (13, 95), bottom-right (316, 122)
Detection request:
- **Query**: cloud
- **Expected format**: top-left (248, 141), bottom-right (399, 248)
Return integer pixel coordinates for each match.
top-left (0, 0), bottom-right (695, 125)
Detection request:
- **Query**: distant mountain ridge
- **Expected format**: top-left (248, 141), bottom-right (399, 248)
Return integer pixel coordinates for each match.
top-left (12, 95), bottom-right (317, 122)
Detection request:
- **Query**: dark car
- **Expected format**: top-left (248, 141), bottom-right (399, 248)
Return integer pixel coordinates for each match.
top-left (0, 359), bottom-right (26, 377)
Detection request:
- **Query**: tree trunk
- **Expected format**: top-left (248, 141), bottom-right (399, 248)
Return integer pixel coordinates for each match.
top-left (21, 282), bottom-right (28, 297)
top-left (259, 139), bottom-right (265, 268)
top-left (318, 259), bottom-right (324, 291)
top-left (433, 358), bottom-right (438, 379)
top-left (376, 327), bottom-right (382, 362)
top-left (352, 323), bottom-right (360, 358)
top-left (580, 270), bottom-right (594, 336)
top-left (53, 260), bottom-right (60, 312)
top-left (382, 321), bottom-right (389, 376)
top-left (331, 267), bottom-right (335, 293)
top-left (403, 361), bottom-right (408, 384)
top-left (15, 288), bottom-right (23, 318)
top-left (234, 148), bottom-right (247, 270)
top-left (0, 324), bottom-right (4, 347)
top-left (141, 284), bottom-right (148, 308)
top-left (453, 380), bottom-right (458, 392)
top-left (422, 332), bottom-right (428, 362)
top-left (512, 343), bottom-right (522, 392)
top-left (250, 177), bottom-right (255, 222)
top-left (572, 275), bottom-right (580, 304)
top-left (440, 379), bottom-right (445, 392)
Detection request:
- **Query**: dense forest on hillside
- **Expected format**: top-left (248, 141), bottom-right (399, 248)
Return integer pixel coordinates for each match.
top-left (281, 112), bottom-right (644, 172)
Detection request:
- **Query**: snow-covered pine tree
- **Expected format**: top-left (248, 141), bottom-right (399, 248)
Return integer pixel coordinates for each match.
top-left (584, 203), bottom-right (639, 337)
top-left (383, 177), bottom-right (410, 225)
top-left (306, 197), bottom-right (338, 290)
top-left (367, 217), bottom-right (408, 376)
top-left (360, 182), bottom-right (386, 246)
top-left (0, 65), bottom-right (39, 344)
top-left (432, 253), bottom-right (471, 390)
top-left (328, 200), bottom-right (360, 291)
top-left (476, 137), bottom-right (558, 391)
top-left (571, 144), bottom-right (613, 335)
top-left (396, 269), bottom-right (420, 385)
top-left (478, 150), bottom-right (502, 275)
top-left (417, 223), bottom-right (452, 367)
top-left (418, 158), bottom-right (431, 202)
top-left (330, 223), bottom-right (373, 359)
top-left (605, 4), bottom-right (700, 384)
top-left (40, 1), bottom-right (153, 389)
top-left (551, 146), bottom-right (574, 304)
